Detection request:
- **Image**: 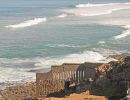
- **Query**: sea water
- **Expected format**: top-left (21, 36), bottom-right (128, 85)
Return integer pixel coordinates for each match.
top-left (0, 0), bottom-right (130, 85)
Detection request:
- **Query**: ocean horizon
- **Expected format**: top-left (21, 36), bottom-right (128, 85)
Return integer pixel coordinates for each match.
top-left (0, 0), bottom-right (130, 88)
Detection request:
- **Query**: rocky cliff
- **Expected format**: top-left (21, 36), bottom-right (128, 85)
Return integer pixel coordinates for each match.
top-left (91, 54), bottom-right (130, 100)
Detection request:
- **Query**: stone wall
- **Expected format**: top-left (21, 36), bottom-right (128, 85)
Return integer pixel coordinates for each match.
top-left (36, 62), bottom-right (103, 98)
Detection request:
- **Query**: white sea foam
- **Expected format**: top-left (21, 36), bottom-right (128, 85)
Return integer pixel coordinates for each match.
top-left (45, 44), bottom-right (89, 48)
top-left (98, 41), bottom-right (106, 44)
top-left (124, 25), bottom-right (130, 28)
top-left (0, 67), bottom-right (35, 84)
top-left (76, 3), bottom-right (98, 8)
top-left (0, 50), bottom-right (117, 83)
top-left (114, 28), bottom-right (130, 39)
top-left (92, 48), bottom-right (127, 56)
top-left (97, 21), bottom-right (130, 39)
top-left (100, 19), bottom-right (130, 39)
top-left (5, 17), bottom-right (47, 29)
top-left (63, 3), bottom-right (130, 17)
top-left (57, 14), bottom-right (67, 18)
top-left (64, 2), bottom-right (130, 39)
top-left (76, 3), bottom-right (125, 8)
top-left (1, 48), bottom-right (129, 84)
top-left (114, 24), bottom-right (130, 39)
top-left (35, 51), bottom-right (116, 68)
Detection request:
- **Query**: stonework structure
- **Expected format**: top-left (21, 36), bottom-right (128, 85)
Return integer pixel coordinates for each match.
top-left (36, 62), bottom-right (103, 98)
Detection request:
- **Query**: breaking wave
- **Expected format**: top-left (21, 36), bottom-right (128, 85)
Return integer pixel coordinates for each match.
top-left (35, 51), bottom-right (116, 68)
top-left (114, 29), bottom-right (130, 39)
top-left (97, 19), bottom-right (130, 40)
top-left (63, 3), bottom-right (130, 17)
top-left (68, 3), bottom-right (130, 39)
top-left (5, 17), bottom-right (47, 29)
top-left (60, 3), bottom-right (130, 39)
top-left (114, 25), bottom-right (130, 39)
top-left (76, 3), bottom-right (125, 8)
top-left (0, 50), bottom-right (117, 83)
top-left (2, 48), bottom-right (130, 84)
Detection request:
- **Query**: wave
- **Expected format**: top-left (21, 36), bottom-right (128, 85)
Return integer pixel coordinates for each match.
top-left (75, 3), bottom-right (112, 8)
top-left (75, 3), bottom-right (128, 8)
top-left (98, 41), bottom-right (106, 44)
top-left (1, 48), bottom-right (130, 84)
top-left (63, 3), bottom-right (130, 17)
top-left (0, 51), bottom-right (113, 69)
top-left (0, 50), bottom-right (117, 83)
top-left (34, 51), bottom-right (116, 68)
top-left (92, 48), bottom-right (127, 56)
top-left (45, 44), bottom-right (89, 48)
top-left (124, 24), bottom-right (130, 28)
top-left (5, 17), bottom-right (47, 29)
top-left (95, 18), bottom-right (130, 40)
top-left (114, 28), bottom-right (130, 39)
top-left (0, 67), bottom-right (35, 81)
top-left (57, 14), bottom-right (67, 18)
top-left (69, 3), bottom-right (130, 39)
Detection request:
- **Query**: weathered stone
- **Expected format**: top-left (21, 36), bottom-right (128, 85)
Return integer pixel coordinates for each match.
top-left (36, 62), bottom-right (103, 98)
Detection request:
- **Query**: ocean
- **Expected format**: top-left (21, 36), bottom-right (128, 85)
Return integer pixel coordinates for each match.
top-left (0, 0), bottom-right (130, 87)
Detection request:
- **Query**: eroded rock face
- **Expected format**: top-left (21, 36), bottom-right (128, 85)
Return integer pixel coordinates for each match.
top-left (97, 64), bottom-right (112, 74)
top-left (92, 55), bottom-right (130, 99)
top-left (109, 55), bottom-right (130, 80)
top-left (94, 63), bottom-right (113, 89)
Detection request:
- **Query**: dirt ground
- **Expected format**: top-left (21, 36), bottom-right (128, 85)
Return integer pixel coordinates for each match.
top-left (45, 91), bottom-right (106, 100)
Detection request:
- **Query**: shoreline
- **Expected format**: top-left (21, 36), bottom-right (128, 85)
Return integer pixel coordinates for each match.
top-left (1, 54), bottom-right (130, 100)
top-left (0, 68), bottom-right (51, 90)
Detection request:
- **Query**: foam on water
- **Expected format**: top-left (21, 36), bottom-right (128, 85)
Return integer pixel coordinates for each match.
top-left (114, 28), bottom-right (130, 39)
top-left (98, 22), bottom-right (130, 39)
top-left (64, 3), bottom-right (130, 17)
top-left (45, 44), bottom-right (89, 48)
top-left (75, 3), bottom-right (129, 8)
top-left (0, 50), bottom-right (117, 83)
top-left (5, 17), bottom-right (47, 29)
top-left (97, 18), bottom-right (130, 39)
top-left (92, 48), bottom-right (127, 56)
top-left (114, 24), bottom-right (130, 39)
top-left (124, 25), bottom-right (130, 28)
top-left (0, 67), bottom-right (35, 83)
top-left (101, 18), bottom-right (130, 40)
top-left (57, 14), bottom-right (67, 18)
top-left (34, 51), bottom-right (116, 68)
top-left (63, 2), bottom-right (130, 39)
top-left (98, 41), bottom-right (106, 44)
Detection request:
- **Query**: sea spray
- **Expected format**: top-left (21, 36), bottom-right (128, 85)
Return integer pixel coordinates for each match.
top-left (5, 17), bottom-right (47, 29)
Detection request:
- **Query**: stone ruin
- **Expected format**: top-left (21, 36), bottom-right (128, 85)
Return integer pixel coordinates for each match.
top-left (1, 54), bottom-right (129, 100)
top-left (36, 62), bottom-right (103, 99)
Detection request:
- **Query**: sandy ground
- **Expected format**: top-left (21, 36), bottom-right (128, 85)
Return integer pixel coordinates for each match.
top-left (45, 91), bottom-right (106, 100)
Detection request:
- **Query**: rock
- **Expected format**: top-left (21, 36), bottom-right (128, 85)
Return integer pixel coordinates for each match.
top-left (97, 64), bottom-right (112, 74)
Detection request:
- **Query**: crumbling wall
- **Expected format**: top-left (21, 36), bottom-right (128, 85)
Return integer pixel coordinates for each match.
top-left (36, 62), bottom-right (102, 98)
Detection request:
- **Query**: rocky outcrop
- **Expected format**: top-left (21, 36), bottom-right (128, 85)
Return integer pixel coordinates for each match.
top-left (96, 64), bottom-right (112, 74)
top-left (92, 55), bottom-right (130, 99)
